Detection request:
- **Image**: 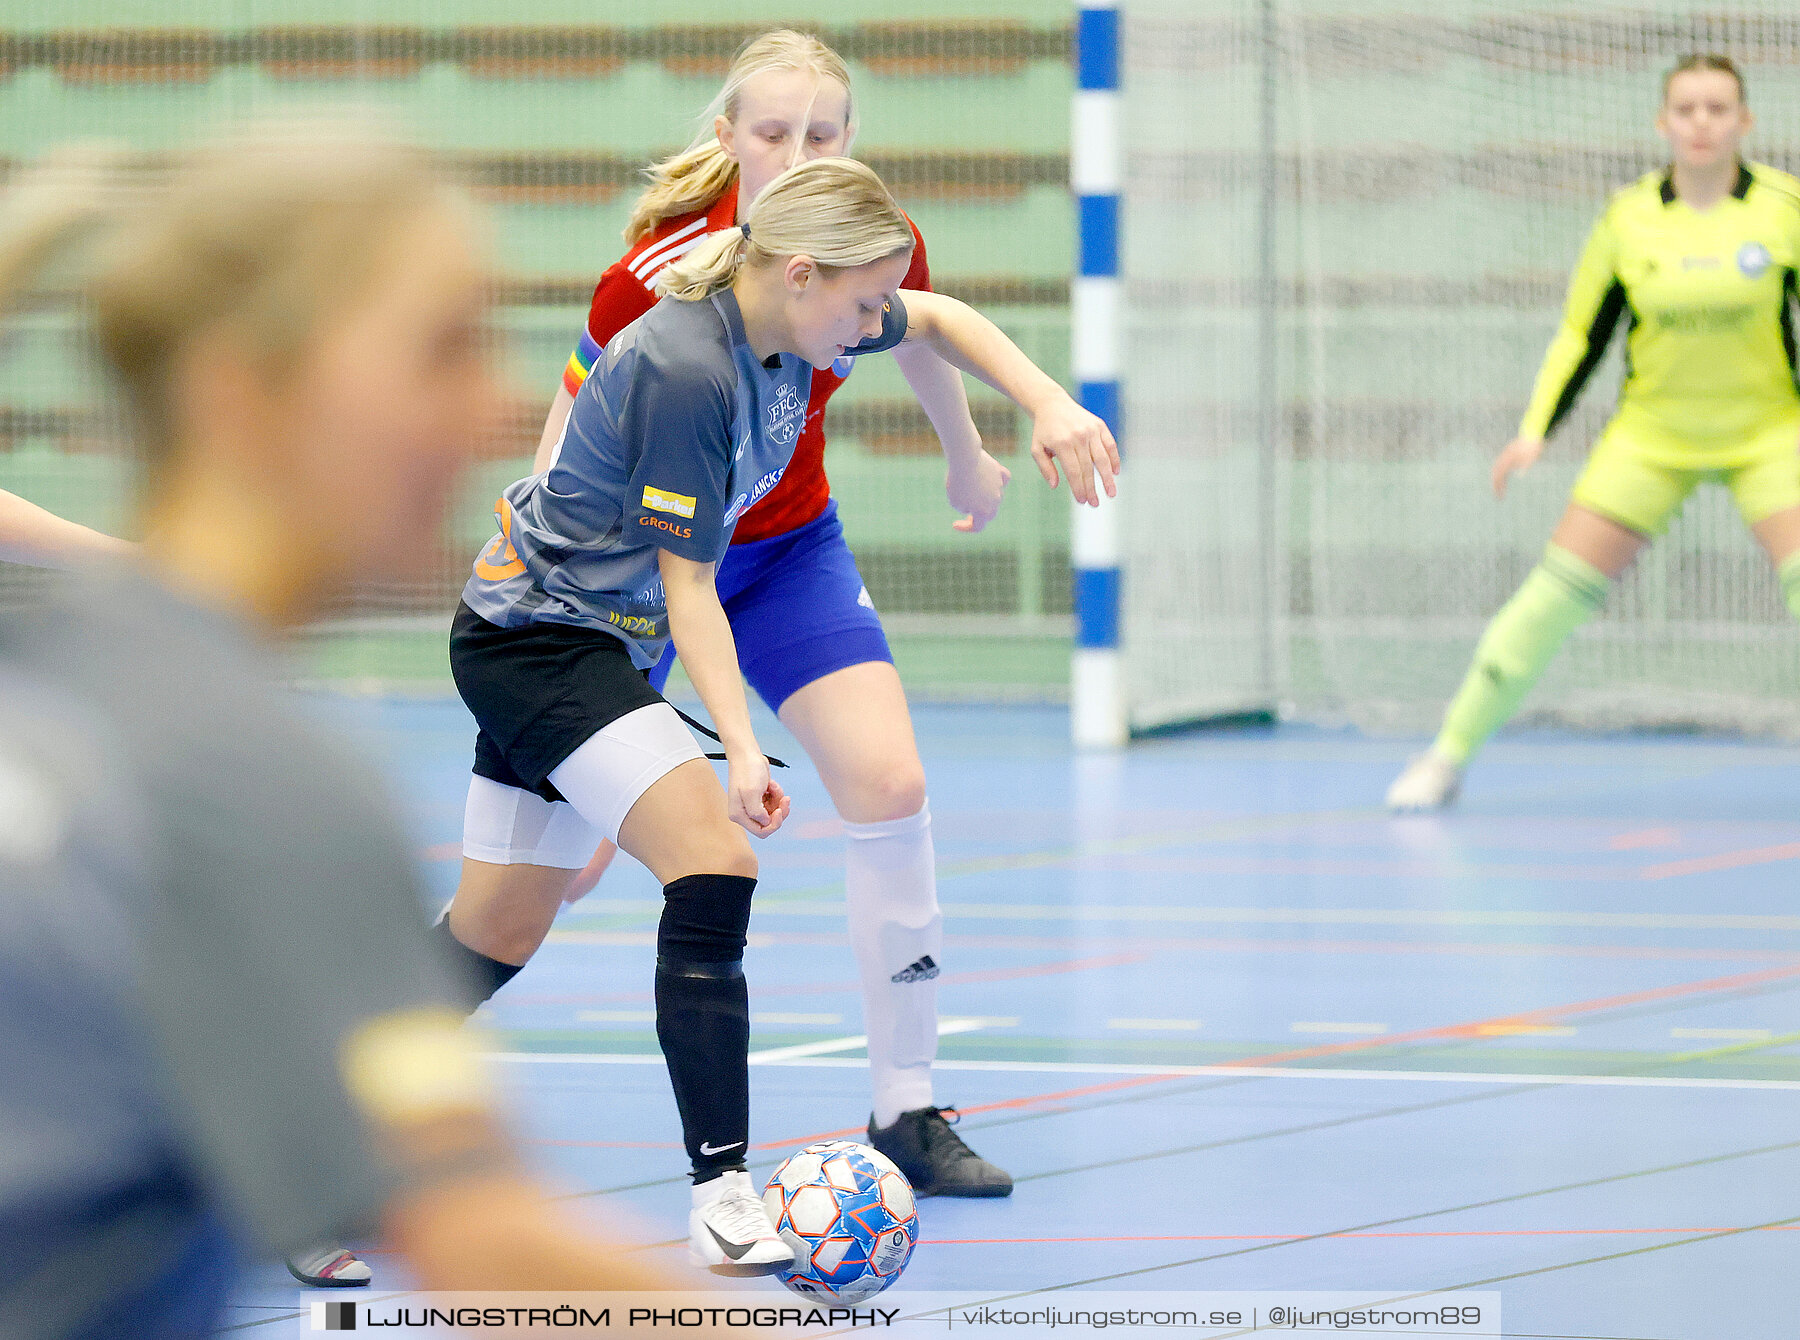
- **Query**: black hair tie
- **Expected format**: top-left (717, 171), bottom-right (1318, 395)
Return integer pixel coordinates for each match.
top-left (739, 221), bottom-right (752, 240)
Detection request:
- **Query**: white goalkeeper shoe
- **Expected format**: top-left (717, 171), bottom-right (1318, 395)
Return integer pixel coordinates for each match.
top-left (1385, 751), bottom-right (1463, 812)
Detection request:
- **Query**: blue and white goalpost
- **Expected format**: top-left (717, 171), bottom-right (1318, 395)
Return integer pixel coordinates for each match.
top-left (1071, 0), bottom-right (1126, 748)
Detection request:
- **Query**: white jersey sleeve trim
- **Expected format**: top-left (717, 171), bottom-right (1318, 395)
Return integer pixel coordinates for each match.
top-left (632, 235), bottom-right (713, 292)
top-left (628, 218), bottom-right (709, 279)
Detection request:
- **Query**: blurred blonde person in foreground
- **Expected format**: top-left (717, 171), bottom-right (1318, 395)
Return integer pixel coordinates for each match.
top-left (0, 128), bottom-right (722, 1334)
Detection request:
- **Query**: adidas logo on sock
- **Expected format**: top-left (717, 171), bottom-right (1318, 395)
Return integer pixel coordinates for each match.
top-left (890, 955), bottom-right (939, 983)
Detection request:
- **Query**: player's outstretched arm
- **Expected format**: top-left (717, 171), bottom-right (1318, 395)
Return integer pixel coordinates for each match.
top-left (0, 488), bottom-right (130, 568)
top-left (658, 548), bottom-right (790, 838)
top-left (532, 386), bottom-right (577, 475)
top-left (895, 289), bottom-right (1118, 507)
top-left (891, 342), bottom-right (1011, 533)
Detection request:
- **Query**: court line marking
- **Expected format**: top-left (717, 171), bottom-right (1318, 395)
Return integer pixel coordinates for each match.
top-left (500, 933), bottom-right (1787, 1011)
top-left (496, 1053), bottom-right (1800, 1093)
top-left (1044, 849), bottom-right (1800, 883)
top-left (537, 994), bottom-right (1800, 1203)
top-left (561, 898), bottom-right (1800, 934)
top-left (944, 1138), bottom-right (1800, 1306)
top-left (574, 1010), bottom-right (657, 1023)
top-left (532, 1138), bottom-right (683, 1149)
top-left (1475, 1023), bottom-right (1576, 1036)
top-left (886, 959), bottom-right (1800, 1130)
top-left (505, 950), bottom-right (1149, 1009)
top-left (1291, 1021), bottom-right (1389, 1035)
top-left (750, 1012), bottom-right (844, 1025)
top-left (1671, 1026), bottom-right (1772, 1040)
top-left (1408, 1213), bottom-right (1800, 1334)
top-left (1641, 840), bottom-right (1800, 880)
top-left (1666, 1026), bottom-right (1800, 1064)
top-left (1209, 960), bottom-right (1800, 1071)
top-left (925, 1226), bottom-right (1800, 1244)
top-left (759, 821), bottom-right (1800, 899)
top-left (745, 1016), bottom-right (988, 1064)
top-left (513, 960), bottom-right (1800, 1178)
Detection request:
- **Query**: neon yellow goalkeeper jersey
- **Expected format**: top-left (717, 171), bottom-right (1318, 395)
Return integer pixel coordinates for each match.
top-left (1519, 162), bottom-right (1800, 447)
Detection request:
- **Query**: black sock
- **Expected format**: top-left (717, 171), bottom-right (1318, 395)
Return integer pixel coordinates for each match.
top-left (655, 873), bottom-right (757, 1182)
top-left (430, 915), bottom-right (523, 1010)
top-left (657, 958), bottom-right (751, 1183)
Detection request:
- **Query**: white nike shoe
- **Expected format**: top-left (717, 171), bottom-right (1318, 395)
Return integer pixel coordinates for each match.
top-left (688, 1169), bottom-right (794, 1277)
top-left (1385, 750), bottom-right (1464, 812)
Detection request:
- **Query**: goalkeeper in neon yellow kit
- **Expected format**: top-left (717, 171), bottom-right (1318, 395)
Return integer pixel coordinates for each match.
top-left (1390, 55), bottom-right (1800, 809)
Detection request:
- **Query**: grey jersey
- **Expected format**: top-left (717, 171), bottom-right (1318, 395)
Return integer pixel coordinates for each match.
top-left (0, 568), bottom-right (466, 1332)
top-left (0, 670), bottom-right (230, 1338)
top-left (461, 287), bottom-right (905, 667)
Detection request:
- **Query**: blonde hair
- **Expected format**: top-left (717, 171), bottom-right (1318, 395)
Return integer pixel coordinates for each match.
top-left (0, 123), bottom-right (457, 474)
top-left (656, 158), bottom-right (912, 302)
top-left (624, 29), bottom-right (855, 245)
top-left (1664, 53), bottom-right (1746, 103)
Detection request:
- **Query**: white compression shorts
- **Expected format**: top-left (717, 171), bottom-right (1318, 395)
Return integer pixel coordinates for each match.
top-left (461, 702), bottom-right (706, 866)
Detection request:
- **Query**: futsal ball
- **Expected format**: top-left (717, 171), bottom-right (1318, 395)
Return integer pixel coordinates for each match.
top-left (761, 1140), bottom-right (917, 1302)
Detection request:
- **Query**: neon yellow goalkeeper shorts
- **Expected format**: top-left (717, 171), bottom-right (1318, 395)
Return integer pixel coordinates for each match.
top-left (1570, 410), bottom-right (1800, 537)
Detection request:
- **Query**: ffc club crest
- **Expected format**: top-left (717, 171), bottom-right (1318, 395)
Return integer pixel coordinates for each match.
top-left (767, 382), bottom-right (805, 445)
top-left (1738, 241), bottom-right (1772, 279)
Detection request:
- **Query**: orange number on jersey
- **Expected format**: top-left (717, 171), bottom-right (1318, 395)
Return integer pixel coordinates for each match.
top-left (474, 497), bottom-right (528, 581)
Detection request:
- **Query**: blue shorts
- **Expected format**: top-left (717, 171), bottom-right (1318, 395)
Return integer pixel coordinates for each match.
top-left (650, 499), bottom-right (892, 712)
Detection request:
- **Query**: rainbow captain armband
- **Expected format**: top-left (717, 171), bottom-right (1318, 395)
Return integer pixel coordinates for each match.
top-left (561, 328), bottom-right (603, 398)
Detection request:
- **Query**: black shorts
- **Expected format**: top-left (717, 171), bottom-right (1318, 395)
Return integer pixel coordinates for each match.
top-left (450, 602), bottom-right (666, 803)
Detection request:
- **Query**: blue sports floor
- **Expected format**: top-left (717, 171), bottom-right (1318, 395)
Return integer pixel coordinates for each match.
top-left (226, 698), bottom-right (1800, 1338)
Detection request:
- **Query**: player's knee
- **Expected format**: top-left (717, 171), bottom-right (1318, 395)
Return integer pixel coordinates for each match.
top-left (451, 887), bottom-right (562, 964)
top-left (843, 764), bottom-right (927, 825)
top-left (718, 834), bottom-right (759, 881)
top-left (658, 871), bottom-right (756, 966)
top-left (685, 819), bottom-right (757, 881)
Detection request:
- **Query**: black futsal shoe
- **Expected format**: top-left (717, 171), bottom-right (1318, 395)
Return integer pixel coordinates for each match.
top-left (868, 1106), bottom-right (1014, 1198)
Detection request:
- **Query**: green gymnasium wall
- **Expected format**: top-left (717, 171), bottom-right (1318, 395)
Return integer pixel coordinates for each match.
top-left (0, 2), bottom-right (1077, 698)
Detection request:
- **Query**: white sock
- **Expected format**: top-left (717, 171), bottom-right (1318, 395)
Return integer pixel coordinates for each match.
top-left (844, 802), bottom-right (941, 1128)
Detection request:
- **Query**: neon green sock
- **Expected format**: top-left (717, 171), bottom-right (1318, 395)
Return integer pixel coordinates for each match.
top-left (1433, 544), bottom-right (1610, 766)
top-left (1781, 551), bottom-right (1800, 621)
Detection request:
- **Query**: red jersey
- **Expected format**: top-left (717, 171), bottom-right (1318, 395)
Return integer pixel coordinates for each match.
top-left (560, 181), bottom-right (932, 545)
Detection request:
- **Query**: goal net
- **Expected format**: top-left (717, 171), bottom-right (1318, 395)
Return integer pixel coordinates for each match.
top-left (1122, 0), bottom-right (1800, 736)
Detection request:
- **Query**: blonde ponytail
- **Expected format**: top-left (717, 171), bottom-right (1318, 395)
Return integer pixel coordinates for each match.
top-left (656, 228), bottom-right (752, 302)
top-left (624, 29), bottom-right (856, 245)
top-left (657, 158), bottom-right (912, 302)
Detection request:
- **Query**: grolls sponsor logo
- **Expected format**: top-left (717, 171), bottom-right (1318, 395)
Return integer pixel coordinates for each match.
top-left (639, 515), bottom-right (692, 538)
top-left (890, 955), bottom-right (939, 983)
top-left (642, 486), bottom-right (697, 518)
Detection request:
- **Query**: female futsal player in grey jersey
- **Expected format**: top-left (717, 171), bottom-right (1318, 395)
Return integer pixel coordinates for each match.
top-left (447, 157), bottom-right (1117, 1274)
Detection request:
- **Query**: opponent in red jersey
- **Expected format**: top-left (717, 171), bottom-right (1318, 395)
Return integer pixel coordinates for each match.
top-left (551, 182), bottom-right (930, 544)
top-left (442, 30), bottom-right (1117, 1200)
